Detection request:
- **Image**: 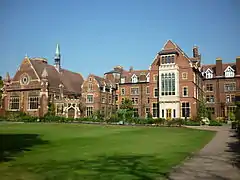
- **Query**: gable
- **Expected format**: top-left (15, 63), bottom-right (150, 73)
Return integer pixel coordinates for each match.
top-left (224, 66), bottom-right (235, 72)
top-left (12, 57), bottom-right (39, 82)
top-left (163, 40), bottom-right (176, 50)
top-left (205, 68), bottom-right (213, 73)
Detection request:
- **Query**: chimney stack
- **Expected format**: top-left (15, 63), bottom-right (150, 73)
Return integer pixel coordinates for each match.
top-left (216, 57), bottom-right (223, 76)
top-left (193, 46), bottom-right (199, 58)
top-left (129, 66), bottom-right (133, 72)
top-left (236, 56), bottom-right (240, 76)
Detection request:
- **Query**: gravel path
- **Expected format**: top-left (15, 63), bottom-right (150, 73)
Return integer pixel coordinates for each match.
top-left (168, 126), bottom-right (240, 180)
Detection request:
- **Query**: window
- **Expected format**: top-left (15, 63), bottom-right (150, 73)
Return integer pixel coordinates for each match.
top-left (181, 102), bottom-right (190, 118)
top-left (9, 96), bottom-right (20, 110)
top-left (227, 106), bottom-right (236, 116)
top-left (146, 108), bottom-right (150, 117)
top-left (207, 107), bottom-right (215, 115)
top-left (86, 95), bottom-right (93, 103)
top-left (89, 77), bottom-right (92, 82)
top-left (131, 87), bottom-right (139, 95)
top-left (88, 83), bottom-right (93, 91)
top-left (162, 109), bottom-right (164, 118)
top-left (224, 66), bottom-right (235, 78)
top-left (56, 104), bottom-right (64, 114)
top-left (108, 96), bottom-right (112, 104)
top-left (146, 73), bottom-right (150, 82)
top-left (131, 75), bottom-right (138, 83)
top-left (101, 106), bottom-right (105, 115)
top-left (146, 86), bottom-right (150, 94)
top-left (161, 73), bottom-right (175, 96)
top-left (153, 75), bottom-right (158, 82)
top-left (206, 72), bottom-right (213, 79)
top-left (28, 96), bottom-right (39, 109)
top-left (173, 109), bottom-right (176, 118)
top-left (86, 107), bottom-right (93, 116)
top-left (161, 55), bottom-right (175, 64)
top-left (182, 72), bottom-right (188, 80)
top-left (226, 95), bottom-right (235, 103)
top-left (121, 98), bottom-right (125, 104)
top-left (102, 97), bottom-right (106, 103)
top-left (152, 103), bottom-right (158, 118)
top-left (206, 84), bottom-right (213, 91)
top-left (147, 97), bottom-right (150, 104)
top-left (183, 87), bottom-right (188, 97)
top-left (224, 83), bottom-right (236, 92)
top-left (133, 108), bottom-right (139, 117)
top-left (115, 95), bottom-right (118, 102)
top-left (206, 95), bottom-right (214, 103)
top-left (132, 98), bottom-right (139, 105)
top-left (154, 88), bottom-right (159, 98)
top-left (121, 88), bottom-right (125, 95)
top-left (120, 77), bottom-right (125, 83)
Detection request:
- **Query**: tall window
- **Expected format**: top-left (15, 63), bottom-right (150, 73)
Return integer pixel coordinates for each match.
top-left (227, 106), bottom-right (236, 115)
top-left (162, 109), bottom-right (164, 118)
top-left (147, 97), bottom-right (150, 104)
top-left (56, 104), bottom-right (64, 114)
top-left (108, 96), bottom-right (112, 104)
top-left (181, 102), bottom-right (190, 117)
top-left (146, 86), bottom-right (150, 94)
top-left (101, 97), bottom-right (106, 103)
top-left (224, 83), bottom-right (236, 92)
top-left (9, 96), bottom-right (20, 110)
top-left (86, 107), bottom-right (93, 116)
top-left (154, 88), bottom-right (159, 98)
top-left (206, 72), bottom-right (213, 79)
top-left (86, 95), bottom-right (93, 103)
top-left (161, 73), bottom-right (175, 96)
top-left (131, 87), bottom-right (139, 95)
top-left (131, 75), bottom-right (138, 83)
top-left (206, 84), bottom-right (213, 91)
top-left (206, 95), bottom-right (214, 103)
top-left (173, 109), bottom-right (176, 118)
top-left (145, 108), bottom-right (150, 117)
top-left (115, 95), bottom-right (118, 102)
top-left (152, 103), bottom-right (158, 118)
top-left (226, 95), bottom-right (235, 103)
top-left (28, 96), bottom-right (39, 109)
top-left (183, 87), bottom-right (188, 97)
top-left (133, 108), bottom-right (139, 117)
top-left (88, 83), bottom-right (93, 91)
top-left (121, 88), bottom-right (125, 95)
top-left (153, 75), bottom-right (158, 82)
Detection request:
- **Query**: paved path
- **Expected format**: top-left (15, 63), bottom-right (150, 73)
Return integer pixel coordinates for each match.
top-left (169, 126), bottom-right (240, 180)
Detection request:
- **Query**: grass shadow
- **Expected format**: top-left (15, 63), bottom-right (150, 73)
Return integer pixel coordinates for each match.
top-left (0, 134), bottom-right (48, 162)
top-left (226, 130), bottom-right (240, 169)
top-left (26, 154), bottom-right (171, 180)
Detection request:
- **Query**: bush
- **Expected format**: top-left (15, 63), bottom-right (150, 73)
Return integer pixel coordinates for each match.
top-left (209, 120), bottom-right (222, 126)
top-left (154, 118), bottom-right (165, 125)
top-left (184, 120), bottom-right (201, 126)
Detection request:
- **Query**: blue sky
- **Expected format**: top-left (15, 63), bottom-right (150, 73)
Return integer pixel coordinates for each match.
top-left (0, 0), bottom-right (239, 78)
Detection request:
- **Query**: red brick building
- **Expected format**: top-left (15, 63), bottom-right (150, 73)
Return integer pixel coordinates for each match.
top-left (1, 45), bottom-right (84, 118)
top-left (202, 56), bottom-right (240, 119)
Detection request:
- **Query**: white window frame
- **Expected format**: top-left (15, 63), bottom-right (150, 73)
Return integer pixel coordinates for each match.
top-left (224, 66), bottom-right (235, 78)
top-left (131, 74), bottom-right (138, 83)
top-left (205, 68), bottom-right (213, 79)
top-left (28, 96), bottom-right (39, 110)
top-left (120, 77), bottom-right (125, 84)
top-left (9, 96), bottom-right (20, 111)
top-left (121, 88), bottom-right (125, 95)
top-left (131, 87), bottom-right (139, 95)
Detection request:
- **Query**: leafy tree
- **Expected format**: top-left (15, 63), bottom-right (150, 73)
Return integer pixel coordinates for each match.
top-left (196, 96), bottom-right (208, 121)
top-left (120, 98), bottom-right (133, 111)
top-left (47, 102), bottom-right (55, 116)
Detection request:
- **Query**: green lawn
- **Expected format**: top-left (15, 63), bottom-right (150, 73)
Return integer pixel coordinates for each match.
top-left (0, 123), bottom-right (215, 180)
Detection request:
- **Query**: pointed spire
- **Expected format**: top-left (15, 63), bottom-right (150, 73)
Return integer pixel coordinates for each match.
top-left (41, 68), bottom-right (48, 79)
top-left (4, 72), bottom-right (10, 82)
top-left (55, 44), bottom-right (60, 57)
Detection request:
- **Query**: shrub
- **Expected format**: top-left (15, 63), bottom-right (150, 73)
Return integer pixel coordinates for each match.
top-left (209, 120), bottom-right (222, 126)
top-left (154, 118), bottom-right (165, 125)
top-left (184, 120), bottom-right (201, 126)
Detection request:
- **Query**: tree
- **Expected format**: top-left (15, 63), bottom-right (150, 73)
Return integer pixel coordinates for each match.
top-left (120, 98), bottom-right (133, 111)
top-left (196, 96), bottom-right (208, 121)
top-left (47, 102), bottom-right (55, 116)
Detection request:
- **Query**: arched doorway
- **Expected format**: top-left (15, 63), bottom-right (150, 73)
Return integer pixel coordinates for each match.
top-left (68, 108), bottom-right (75, 118)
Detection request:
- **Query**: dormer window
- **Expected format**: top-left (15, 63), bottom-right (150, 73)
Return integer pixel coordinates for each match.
top-left (224, 66), bottom-right (235, 78)
top-left (120, 77), bottom-right (125, 84)
top-left (131, 74), bottom-right (138, 83)
top-left (205, 68), bottom-right (213, 79)
top-left (146, 73), bottom-right (150, 82)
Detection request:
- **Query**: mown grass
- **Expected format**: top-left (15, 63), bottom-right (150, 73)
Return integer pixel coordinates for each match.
top-left (0, 123), bottom-right (215, 180)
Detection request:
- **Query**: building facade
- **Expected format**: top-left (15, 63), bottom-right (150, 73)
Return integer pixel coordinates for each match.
top-left (1, 41), bottom-right (239, 120)
top-left (202, 57), bottom-right (240, 119)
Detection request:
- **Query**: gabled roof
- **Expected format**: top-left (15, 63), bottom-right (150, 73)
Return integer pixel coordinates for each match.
top-left (91, 74), bottom-right (114, 88)
top-left (30, 58), bottom-right (84, 94)
top-left (121, 69), bottom-right (149, 83)
top-left (202, 63), bottom-right (236, 77)
top-left (224, 65), bottom-right (235, 72)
